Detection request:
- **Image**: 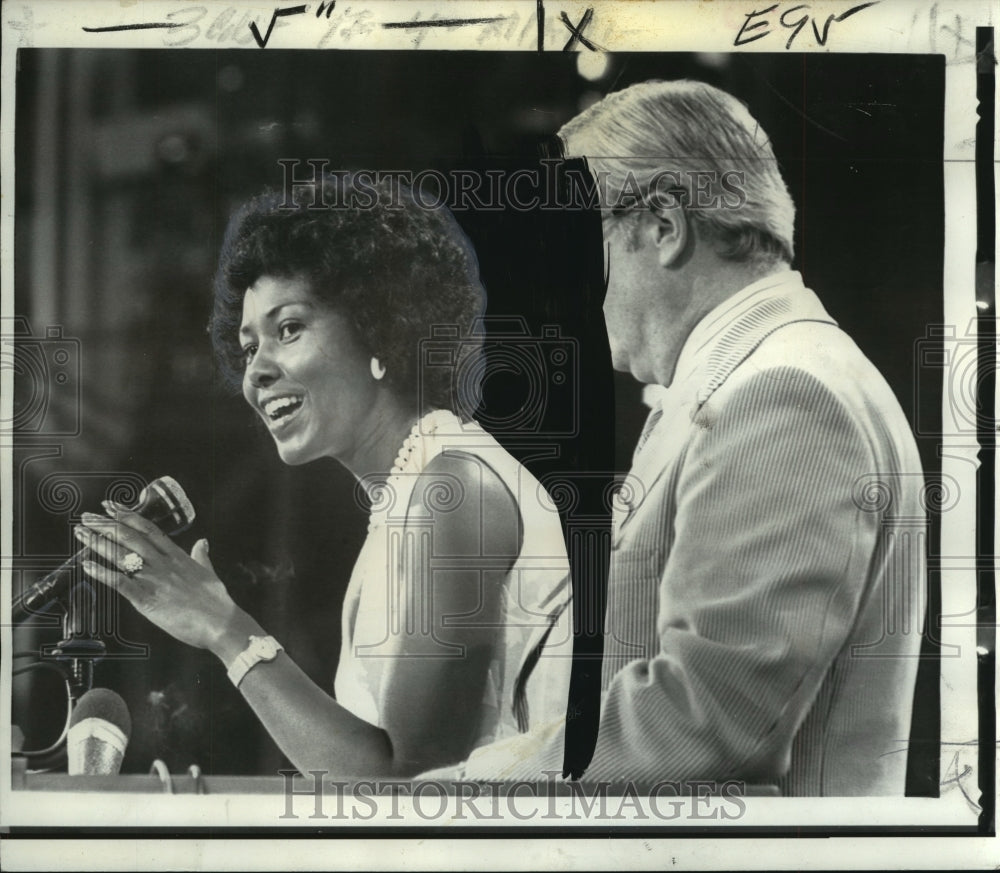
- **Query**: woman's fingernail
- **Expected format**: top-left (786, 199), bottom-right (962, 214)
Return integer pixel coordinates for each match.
top-left (81, 511), bottom-right (104, 523)
top-left (73, 526), bottom-right (87, 540)
top-left (101, 500), bottom-right (118, 515)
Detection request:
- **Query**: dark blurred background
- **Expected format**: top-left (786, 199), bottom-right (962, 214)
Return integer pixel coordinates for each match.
top-left (11, 50), bottom-right (943, 793)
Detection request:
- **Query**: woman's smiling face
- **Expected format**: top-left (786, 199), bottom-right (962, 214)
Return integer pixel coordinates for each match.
top-left (239, 275), bottom-right (377, 466)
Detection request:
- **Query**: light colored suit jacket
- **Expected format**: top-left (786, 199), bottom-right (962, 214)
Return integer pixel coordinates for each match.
top-left (585, 271), bottom-right (926, 795)
top-left (423, 271), bottom-right (925, 795)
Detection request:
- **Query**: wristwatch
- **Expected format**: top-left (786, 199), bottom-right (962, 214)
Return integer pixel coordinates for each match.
top-left (226, 635), bottom-right (284, 688)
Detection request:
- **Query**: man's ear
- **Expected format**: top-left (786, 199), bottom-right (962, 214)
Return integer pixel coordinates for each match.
top-left (650, 206), bottom-right (688, 268)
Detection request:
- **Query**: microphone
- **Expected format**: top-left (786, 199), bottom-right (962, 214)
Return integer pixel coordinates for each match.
top-left (12, 476), bottom-right (196, 625)
top-left (66, 688), bottom-right (132, 776)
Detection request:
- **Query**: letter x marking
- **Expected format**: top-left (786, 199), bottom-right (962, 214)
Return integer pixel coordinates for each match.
top-left (560, 7), bottom-right (605, 52)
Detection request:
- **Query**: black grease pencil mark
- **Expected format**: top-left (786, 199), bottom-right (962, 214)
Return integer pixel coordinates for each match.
top-left (561, 8), bottom-right (603, 51)
top-left (537, 0), bottom-right (545, 51)
top-left (733, 1), bottom-right (880, 50)
top-left (829, 1), bottom-right (881, 25)
top-left (249, 5), bottom-right (307, 48)
top-left (733, 3), bottom-right (778, 46)
top-left (942, 751), bottom-right (981, 814)
top-left (316, 0), bottom-right (336, 18)
top-left (381, 17), bottom-right (507, 30)
top-left (82, 21), bottom-right (183, 33)
top-left (799, 1), bottom-right (882, 50)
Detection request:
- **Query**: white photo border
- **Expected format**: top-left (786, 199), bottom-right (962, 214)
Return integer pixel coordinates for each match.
top-left (0, 0), bottom-right (994, 869)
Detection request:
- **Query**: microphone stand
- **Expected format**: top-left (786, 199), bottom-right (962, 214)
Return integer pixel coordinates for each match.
top-left (14, 581), bottom-right (107, 770)
top-left (43, 579), bottom-right (107, 701)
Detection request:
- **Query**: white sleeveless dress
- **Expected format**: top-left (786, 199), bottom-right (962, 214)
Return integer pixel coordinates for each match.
top-left (333, 409), bottom-right (573, 754)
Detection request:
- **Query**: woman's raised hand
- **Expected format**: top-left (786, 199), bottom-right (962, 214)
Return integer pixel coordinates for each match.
top-left (75, 502), bottom-right (239, 653)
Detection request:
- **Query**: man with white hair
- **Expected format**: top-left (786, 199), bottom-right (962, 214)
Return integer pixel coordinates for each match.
top-left (430, 79), bottom-right (926, 796)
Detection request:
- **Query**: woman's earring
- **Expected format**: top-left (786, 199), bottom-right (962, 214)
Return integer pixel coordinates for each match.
top-left (370, 357), bottom-right (386, 381)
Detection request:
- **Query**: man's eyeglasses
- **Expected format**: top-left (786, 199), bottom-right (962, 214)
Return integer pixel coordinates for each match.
top-left (600, 188), bottom-right (685, 293)
top-left (600, 200), bottom-right (641, 293)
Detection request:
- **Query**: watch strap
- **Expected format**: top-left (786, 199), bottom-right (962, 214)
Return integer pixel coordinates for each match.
top-left (227, 635), bottom-right (283, 688)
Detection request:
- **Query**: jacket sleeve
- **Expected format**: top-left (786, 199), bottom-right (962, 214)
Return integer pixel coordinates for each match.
top-left (582, 366), bottom-right (881, 785)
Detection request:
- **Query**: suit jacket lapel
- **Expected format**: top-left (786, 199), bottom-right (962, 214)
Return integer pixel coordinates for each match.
top-left (612, 273), bottom-right (837, 544)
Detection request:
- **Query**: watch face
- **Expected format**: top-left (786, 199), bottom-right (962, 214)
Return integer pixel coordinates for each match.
top-left (249, 636), bottom-right (278, 659)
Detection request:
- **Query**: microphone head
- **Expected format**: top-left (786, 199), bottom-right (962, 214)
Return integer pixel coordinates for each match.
top-left (68, 688), bottom-right (132, 776)
top-left (136, 476), bottom-right (196, 535)
top-left (70, 687), bottom-right (132, 740)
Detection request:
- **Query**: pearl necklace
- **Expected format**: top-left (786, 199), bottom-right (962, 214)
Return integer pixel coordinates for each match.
top-left (367, 409), bottom-right (457, 533)
top-left (390, 420), bottom-right (425, 478)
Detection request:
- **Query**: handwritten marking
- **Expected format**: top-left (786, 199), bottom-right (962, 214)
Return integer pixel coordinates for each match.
top-left (561, 7), bottom-right (602, 51)
top-left (205, 7), bottom-right (257, 44)
top-left (734, 3), bottom-right (778, 45)
top-left (473, 12), bottom-right (521, 46)
top-left (316, 0), bottom-right (336, 18)
top-left (537, 0), bottom-right (545, 51)
top-left (381, 17), bottom-right (507, 29)
top-left (734, 1), bottom-right (880, 50)
top-left (158, 6), bottom-right (206, 46)
top-left (7, 5), bottom-right (46, 47)
top-left (903, 4), bottom-right (979, 64)
top-left (82, 21), bottom-right (183, 32)
top-left (941, 749), bottom-right (981, 814)
top-left (248, 4), bottom-right (307, 48)
top-left (941, 14), bottom-right (976, 60)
